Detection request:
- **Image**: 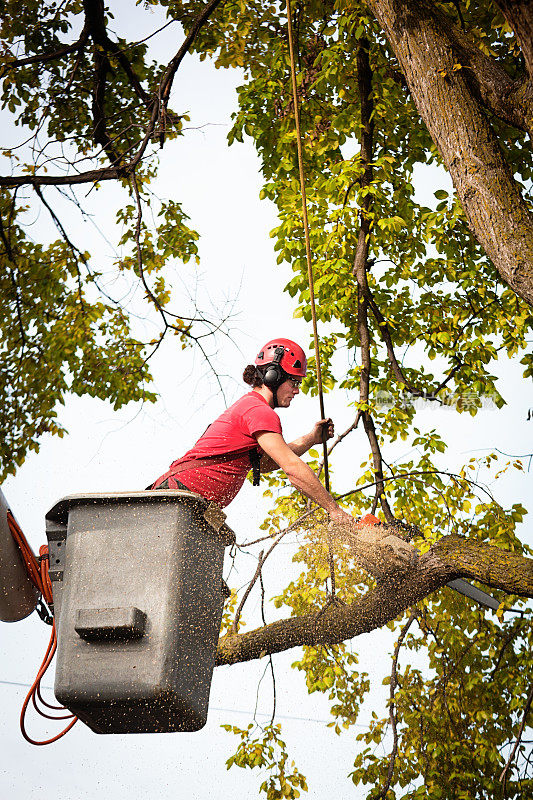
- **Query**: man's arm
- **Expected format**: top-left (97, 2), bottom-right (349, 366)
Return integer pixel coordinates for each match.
top-left (254, 430), bottom-right (354, 526)
top-left (260, 418), bottom-right (333, 471)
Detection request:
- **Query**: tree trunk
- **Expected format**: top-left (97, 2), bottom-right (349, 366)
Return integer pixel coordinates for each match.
top-left (365, 0), bottom-right (533, 307)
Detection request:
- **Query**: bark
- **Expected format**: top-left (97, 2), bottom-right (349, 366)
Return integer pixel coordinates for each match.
top-left (365, 0), bottom-right (533, 307)
top-left (432, 533), bottom-right (533, 594)
top-left (215, 532), bottom-right (533, 666)
top-left (494, 0), bottom-right (533, 79)
top-left (432, 5), bottom-right (533, 136)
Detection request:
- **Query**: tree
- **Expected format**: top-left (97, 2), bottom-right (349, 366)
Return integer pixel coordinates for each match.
top-left (366, 0), bottom-right (533, 306)
top-left (1, 2), bottom-right (532, 798)
top-left (0, 0), bottom-right (224, 474)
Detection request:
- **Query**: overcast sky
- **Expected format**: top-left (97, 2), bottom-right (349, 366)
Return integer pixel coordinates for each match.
top-left (1, 5), bottom-right (531, 799)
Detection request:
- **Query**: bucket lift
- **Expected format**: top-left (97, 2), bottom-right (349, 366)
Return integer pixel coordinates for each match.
top-left (2, 488), bottom-right (235, 736)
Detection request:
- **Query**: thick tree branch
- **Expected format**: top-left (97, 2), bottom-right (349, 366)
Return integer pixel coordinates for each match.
top-left (215, 534), bottom-right (533, 666)
top-left (432, 534), bottom-right (533, 594)
top-left (365, 0), bottom-right (533, 307)
top-left (91, 38), bottom-right (119, 165)
top-left (0, 167), bottom-right (126, 188)
top-left (0, 28), bottom-right (89, 74)
top-left (494, 0), bottom-right (533, 79)
top-left (435, 3), bottom-right (533, 135)
top-left (82, 0), bottom-right (152, 107)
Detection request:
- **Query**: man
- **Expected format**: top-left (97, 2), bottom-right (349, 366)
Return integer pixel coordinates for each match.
top-left (150, 337), bottom-right (355, 528)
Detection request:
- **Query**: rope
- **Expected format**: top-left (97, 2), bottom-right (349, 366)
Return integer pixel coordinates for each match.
top-left (7, 511), bottom-right (78, 745)
top-left (285, 0), bottom-right (337, 597)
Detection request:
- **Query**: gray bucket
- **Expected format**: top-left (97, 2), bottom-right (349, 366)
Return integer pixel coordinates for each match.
top-left (0, 488), bottom-right (39, 622)
top-left (46, 491), bottom-right (235, 734)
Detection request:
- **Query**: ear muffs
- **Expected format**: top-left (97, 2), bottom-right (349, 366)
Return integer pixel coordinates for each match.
top-left (262, 346), bottom-right (285, 390)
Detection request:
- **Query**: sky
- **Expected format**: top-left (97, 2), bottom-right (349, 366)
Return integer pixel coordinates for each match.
top-left (1, 5), bottom-right (532, 799)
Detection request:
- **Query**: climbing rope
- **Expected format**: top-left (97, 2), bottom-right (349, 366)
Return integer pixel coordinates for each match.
top-left (285, 0), bottom-right (337, 597)
top-left (7, 511), bottom-right (78, 745)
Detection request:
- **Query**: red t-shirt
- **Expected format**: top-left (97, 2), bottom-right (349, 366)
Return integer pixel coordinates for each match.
top-left (153, 392), bottom-right (282, 507)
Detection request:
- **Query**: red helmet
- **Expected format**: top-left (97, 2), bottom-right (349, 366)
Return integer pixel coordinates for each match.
top-left (255, 338), bottom-right (307, 378)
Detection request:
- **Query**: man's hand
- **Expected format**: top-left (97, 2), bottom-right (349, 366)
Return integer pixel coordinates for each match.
top-left (310, 417), bottom-right (334, 445)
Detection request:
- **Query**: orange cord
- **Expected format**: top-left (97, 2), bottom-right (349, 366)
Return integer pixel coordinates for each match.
top-left (7, 511), bottom-right (78, 745)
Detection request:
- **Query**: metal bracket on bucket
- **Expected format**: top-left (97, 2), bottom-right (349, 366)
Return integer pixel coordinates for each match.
top-left (203, 503), bottom-right (226, 532)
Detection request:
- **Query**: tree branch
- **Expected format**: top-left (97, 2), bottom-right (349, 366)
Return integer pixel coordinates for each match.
top-left (82, 0), bottom-right (152, 107)
top-left (500, 681), bottom-right (533, 792)
top-left (352, 39), bottom-right (394, 523)
top-left (366, 0), bottom-right (533, 307)
top-left (375, 609), bottom-right (418, 800)
top-left (0, 27), bottom-right (89, 74)
top-left (317, 410), bottom-right (361, 479)
top-left (494, 0), bottom-right (533, 79)
top-left (215, 535), bottom-right (533, 666)
top-left (232, 550), bottom-right (264, 634)
top-left (0, 0), bottom-right (226, 188)
top-left (365, 282), bottom-right (463, 398)
top-left (433, 534), bottom-right (533, 595)
top-left (436, 2), bottom-right (533, 135)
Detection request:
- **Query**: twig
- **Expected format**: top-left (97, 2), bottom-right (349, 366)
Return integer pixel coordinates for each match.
top-left (489, 621), bottom-right (523, 681)
top-left (259, 567), bottom-right (277, 726)
top-left (366, 284), bottom-right (463, 399)
top-left (130, 174), bottom-right (169, 329)
top-left (375, 609), bottom-right (418, 800)
top-left (232, 551), bottom-right (265, 634)
top-left (337, 468), bottom-right (498, 505)
top-left (240, 466), bottom-right (497, 550)
top-left (239, 506), bottom-right (320, 548)
top-left (232, 504), bottom-right (324, 630)
top-left (500, 681), bottom-right (533, 793)
top-left (34, 185), bottom-right (88, 312)
top-left (493, 449), bottom-right (533, 472)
